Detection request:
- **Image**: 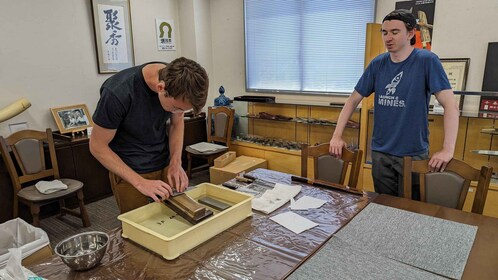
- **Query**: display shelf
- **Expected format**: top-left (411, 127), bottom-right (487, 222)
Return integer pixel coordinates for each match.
top-left (241, 115), bottom-right (360, 129)
top-left (471, 150), bottom-right (498, 156)
top-left (480, 128), bottom-right (498, 135)
top-left (230, 101), bottom-right (360, 176)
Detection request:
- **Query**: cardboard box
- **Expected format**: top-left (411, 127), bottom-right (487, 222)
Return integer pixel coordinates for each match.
top-left (210, 156), bottom-right (267, 185)
top-left (214, 151), bottom-right (236, 168)
top-left (21, 244), bottom-right (52, 267)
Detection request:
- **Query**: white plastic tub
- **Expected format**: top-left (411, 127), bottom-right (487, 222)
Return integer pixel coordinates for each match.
top-left (118, 183), bottom-right (253, 260)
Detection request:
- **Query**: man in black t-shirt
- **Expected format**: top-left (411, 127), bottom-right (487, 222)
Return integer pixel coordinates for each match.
top-left (90, 57), bottom-right (209, 213)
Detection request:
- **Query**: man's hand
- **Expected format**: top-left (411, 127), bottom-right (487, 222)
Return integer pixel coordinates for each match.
top-left (429, 149), bottom-right (453, 172)
top-left (329, 135), bottom-right (347, 158)
top-left (166, 162), bottom-right (189, 192)
top-left (134, 178), bottom-right (173, 202)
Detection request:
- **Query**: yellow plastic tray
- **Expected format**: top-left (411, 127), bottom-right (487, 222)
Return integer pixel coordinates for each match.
top-left (117, 183), bottom-right (253, 260)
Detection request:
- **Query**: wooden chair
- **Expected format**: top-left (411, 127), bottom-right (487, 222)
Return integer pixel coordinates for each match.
top-left (301, 143), bottom-right (363, 188)
top-left (403, 157), bottom-right (492, 214)
top-left (0, 128), bottom-right (90, 227)
top-left (185, 106), bottom-right (235, 178)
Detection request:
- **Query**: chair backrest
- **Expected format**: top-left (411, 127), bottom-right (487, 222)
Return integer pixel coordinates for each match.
top-left (403, 157), bottom-right (492, 214)
top-left (207, 106), bottom-right (235, 148)
top-left (301, 143), bottom-right (363, 188)
top-left (0, 128), bottom-right (60, 193)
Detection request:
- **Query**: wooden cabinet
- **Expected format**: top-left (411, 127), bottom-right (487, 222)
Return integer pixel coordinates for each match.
top-left (231, 102), bottom-right (360, 175)
top-left (54, 137), bottom-right (112, 204)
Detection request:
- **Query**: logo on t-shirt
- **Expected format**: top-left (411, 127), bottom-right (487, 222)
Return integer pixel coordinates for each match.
top-left (378, 71), bottom-right (406, 107)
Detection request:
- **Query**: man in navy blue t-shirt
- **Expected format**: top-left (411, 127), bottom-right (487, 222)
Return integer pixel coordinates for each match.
top-left (329, 10), bottom-right (459, 198)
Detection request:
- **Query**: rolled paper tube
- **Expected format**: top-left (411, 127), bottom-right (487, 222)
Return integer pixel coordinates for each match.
top-left (0, 97), bottom-right (31, 123)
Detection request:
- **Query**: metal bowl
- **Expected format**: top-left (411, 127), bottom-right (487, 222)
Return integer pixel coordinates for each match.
top-left (54, 231), bottom-right (109, 271)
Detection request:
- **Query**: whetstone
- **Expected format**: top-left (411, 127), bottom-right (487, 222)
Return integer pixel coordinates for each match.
top-left (165, 193), bottom-right (213, 224)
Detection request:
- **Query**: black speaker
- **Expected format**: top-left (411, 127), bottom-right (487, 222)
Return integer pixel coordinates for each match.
top-left (482, 42), bottom-right (498, 92)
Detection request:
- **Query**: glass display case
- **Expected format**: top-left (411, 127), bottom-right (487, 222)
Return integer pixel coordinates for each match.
top-left (232, 98), bottom-right (360, 151)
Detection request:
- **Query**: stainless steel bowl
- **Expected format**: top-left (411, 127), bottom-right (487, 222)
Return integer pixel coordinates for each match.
top-left (54, 231), bottom-right (109, 271)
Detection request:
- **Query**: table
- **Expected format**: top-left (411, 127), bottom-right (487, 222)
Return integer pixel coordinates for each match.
top-left (28, 169), bottom-right (373, 279)
top-left (28, 169), bottom-right (498, 279)
top-left (372, 194), bottom-right (498, 280)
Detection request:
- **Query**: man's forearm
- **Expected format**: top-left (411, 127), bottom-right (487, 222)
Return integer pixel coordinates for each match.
top-left (168, 115), bottom-right (185, 165)
top-left (333, 92), bottom-right (363, 139)
top-left (442, 104), bottom-right (459, 154)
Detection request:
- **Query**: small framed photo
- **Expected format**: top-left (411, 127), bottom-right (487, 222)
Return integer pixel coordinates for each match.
top-left (91, 0), bottom-right (135, 73)
top-left (50, 104), bottom-right (94, 134)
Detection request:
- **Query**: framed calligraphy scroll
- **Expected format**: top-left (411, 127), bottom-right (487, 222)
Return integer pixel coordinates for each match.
top-left (91, 0), bottom-right (134, 73)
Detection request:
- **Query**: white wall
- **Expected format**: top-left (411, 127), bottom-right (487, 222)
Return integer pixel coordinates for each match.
top-left (210, 0), bottom-right (498, 109)
top-left (1, 0), bottom-right (497, 136)
top-left (0, 0), bottom-right (182, 136)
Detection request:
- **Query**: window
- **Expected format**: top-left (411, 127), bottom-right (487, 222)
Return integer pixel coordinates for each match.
top-left (244, 0), bottom-right (375, 94)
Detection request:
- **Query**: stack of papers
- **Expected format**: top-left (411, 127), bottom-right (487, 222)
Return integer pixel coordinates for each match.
top-left (188, 142), bottom-right (228, 153)
top-left (251, 183), bottom-right (301, 214)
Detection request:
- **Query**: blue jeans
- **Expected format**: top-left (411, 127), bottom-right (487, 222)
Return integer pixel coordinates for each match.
top-left (371, 151), bottom-right (429, 199)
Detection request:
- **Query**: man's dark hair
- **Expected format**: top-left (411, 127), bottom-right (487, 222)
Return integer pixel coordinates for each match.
top-left (383, 9), bottom-right (417, 46)
top-left (159, 57), bottom-right (209, 114)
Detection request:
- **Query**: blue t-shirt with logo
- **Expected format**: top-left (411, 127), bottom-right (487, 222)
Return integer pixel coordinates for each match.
top-left (355, 48), bottom-right (451, 156)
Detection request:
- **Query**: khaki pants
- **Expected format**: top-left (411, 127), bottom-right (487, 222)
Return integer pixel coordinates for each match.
top-left (109, 166), bottom-right (170, 214)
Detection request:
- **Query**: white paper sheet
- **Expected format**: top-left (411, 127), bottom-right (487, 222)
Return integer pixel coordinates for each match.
top-left (270, 212), bottom-right (318, 234)
top-left (251, 183), bottom-right (301, 214)
top-left (188, 142), bottom-right (227, 153)
top-left (290, 196), bottom-right (327, 210)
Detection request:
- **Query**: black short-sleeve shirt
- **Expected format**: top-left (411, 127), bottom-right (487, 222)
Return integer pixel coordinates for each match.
top-left (93, 63), bottom-right (172, 173)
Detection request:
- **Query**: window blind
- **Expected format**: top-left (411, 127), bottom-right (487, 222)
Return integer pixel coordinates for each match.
top-left (244, 0), bottom-right (375, 94)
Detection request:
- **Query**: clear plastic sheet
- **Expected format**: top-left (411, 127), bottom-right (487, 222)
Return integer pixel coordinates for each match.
top-left (29, 168), bottom-right (376, 279)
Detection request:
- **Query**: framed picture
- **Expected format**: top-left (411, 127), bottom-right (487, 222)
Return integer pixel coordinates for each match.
top-left (50, 104), bottom-right (94, 134)
top-left (91, 0), bottom-right (134, 73)
top-left (440, 58), bottom-right (470, 91)
top-left (432, 58), bottom-right (470, 111)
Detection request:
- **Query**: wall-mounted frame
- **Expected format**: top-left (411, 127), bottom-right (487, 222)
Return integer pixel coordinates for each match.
top-left (50, 104), bottom-right (94, 134)
top-left (440, 58), bottom-right (470, 91)
top-left (441, 58), bottom-right (470, 110)
top-left (91, 0), bottom-right (134, 73)
top-left (432, 58), bottom-right (470, 111)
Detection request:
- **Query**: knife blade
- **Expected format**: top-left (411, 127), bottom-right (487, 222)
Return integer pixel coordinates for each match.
top-left (291, 175), bottom-right (363, 195)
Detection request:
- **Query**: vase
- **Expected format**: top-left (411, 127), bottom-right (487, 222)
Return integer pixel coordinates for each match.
top-left (214, 86), bottom-right (231, 107)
